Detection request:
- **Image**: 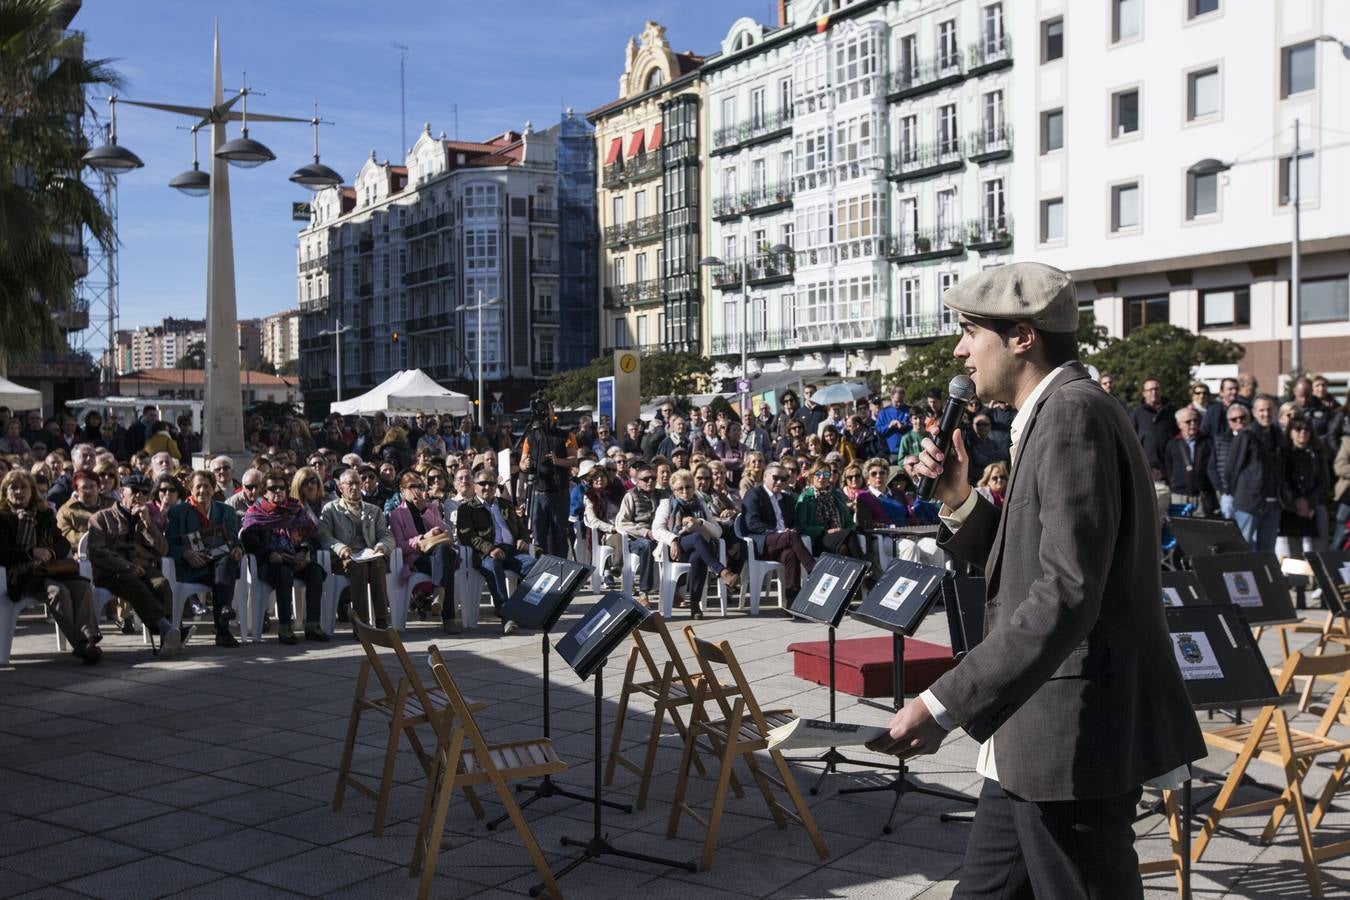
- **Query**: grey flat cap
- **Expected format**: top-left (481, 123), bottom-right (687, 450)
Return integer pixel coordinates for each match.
top-left (942, 262), bottom-right (1079, 333)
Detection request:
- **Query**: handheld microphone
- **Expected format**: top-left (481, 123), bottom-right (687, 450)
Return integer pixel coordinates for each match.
top-left (915, 374), bottom-right (977, 502)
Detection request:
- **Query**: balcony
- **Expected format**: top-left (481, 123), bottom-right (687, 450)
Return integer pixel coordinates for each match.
top-left (710, 108), bottom-right (794, 156)
top-left (53, 297), bottom-right (89, 331)
top-left (603, 153), bottom-right (662, 189)
top-left (532, 258), bottom-right (560, 275)
top-left (832, 156), bottom-right (885, 185)
top-left (965, 124), bottom-right (1012, 163)
top-left (533, 306), bottom-right (560, 324)
top-left (620, 279), bottom-right (660, 304)
top-left (532, 206), bottom-right (559, 223)
top-left (406, 311), bottom-right (453, 332)
top-left (603, 223), bottom-right (628, 248)
top-left (715, 181), bottom-right (796, 221)
top-left (893, 312), bottom-right (961, 342)
top-left (888, 141), bottom-right (964, 182)
top-left (965, 216), bottom-right (1013, 252)
top-left (710, 329), bottom-right (800, 357)
top-left (357, 235), bottom-right (374, 253)
top-left (711, 251), bottom-right (794, 292)
top-left (625, 214), bottom-right (661, 245)
top-left (887, 55), bottom-right (964, 102)
top-left (796, 315), bottom-right (896, 348)
top-left (300, 293), bottom-right (329, 313)
top-left (8, 348), bottom-right (94, 380)
top-left (888, 227), bottom-right (965, 263)
top-left (966, 34), bottom-right (1012, 76)
top-left (603, 286), bottom-right (623, 309)
top-left (830, 235), bottom-right (885, 264)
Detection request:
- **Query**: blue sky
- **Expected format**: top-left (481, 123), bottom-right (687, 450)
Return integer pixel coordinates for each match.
top-left (79, 0), bottom-right (770, 329)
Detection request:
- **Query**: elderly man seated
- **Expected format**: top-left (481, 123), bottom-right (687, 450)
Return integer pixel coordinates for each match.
top-left (225, 468), bottom-right (263, 515)
top-left (320, 467), bottom-right (395, 630)
top-left (56, 470), bottom-right (111, 549)
top-left (389, 470), bottom-right (461, 634)
top-left (740, 463), bottom-right (816, 596)
top-left (456, 466), bottom-right (533, 635)
top-left (86, 473), bottom-right (186, 657)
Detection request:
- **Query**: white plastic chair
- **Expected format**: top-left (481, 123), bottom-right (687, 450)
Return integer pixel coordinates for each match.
top-left (455, 543), bottom-right (521, 629)
top-left (78, 533), bottom-right (149, 644)
top-left (618, 532), bottom-right (648, 597)
top-left (588, 527), bottom-right (617, 593)
top-left (387, 547), bottom-right (429, 631)
top-left (240, 555), bottom-right (320, 642)
top-left (656, 537), bottom-right (729, 618)
top-left (571, 517), bottom-right (590, 566)
top-left (0, 565), bottom-right (70, 665)
top-left (160, 556), bottom-right (212, 630)
top-left (734, 519), bottom-right (812, 615)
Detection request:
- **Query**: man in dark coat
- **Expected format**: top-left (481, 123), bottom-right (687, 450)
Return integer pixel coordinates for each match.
top-left (874, 262), bottom-right (1205, 897)
top-left (1129, 377), bottom-right (1178, 470)
top-left (1163, 408), bottom-right (1216, 514)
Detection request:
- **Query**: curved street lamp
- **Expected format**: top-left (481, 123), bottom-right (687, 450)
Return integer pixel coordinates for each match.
top-left (289, 106), bottom-right (342, 191)
top-left (80, 96), bottom-right (144, 173)
top-left (168, 125), bottom-right (210, 197)
top-left (215, 83), bottom-right (275, 168)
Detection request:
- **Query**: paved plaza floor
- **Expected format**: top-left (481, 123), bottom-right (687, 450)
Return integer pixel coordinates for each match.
top-left (2, 589), bottom-right (1349, 899)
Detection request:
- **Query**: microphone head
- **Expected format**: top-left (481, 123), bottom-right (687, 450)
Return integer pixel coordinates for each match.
top-left (947, 374), bottom-right (977, 403)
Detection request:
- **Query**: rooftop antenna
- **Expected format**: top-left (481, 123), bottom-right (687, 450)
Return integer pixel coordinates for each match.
top-left (452, 103), bottom-right (459, 140)
top-left (392, 42), bottom-right (408, 153)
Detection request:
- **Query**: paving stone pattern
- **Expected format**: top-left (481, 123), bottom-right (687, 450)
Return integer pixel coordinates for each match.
top-left (2, 591), bottom-right (1349, 898)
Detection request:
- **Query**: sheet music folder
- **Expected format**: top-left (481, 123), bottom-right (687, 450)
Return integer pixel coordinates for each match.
top-left (554, 592), bottom-right (648, 681)
top-left (788, 554), bottom-right (869, 627)
top-left (500, 555), bottom-right (591, 633)
top-left (850, 559), bottom-right (947, 636)
top-left (1164, 604), bottom-right (1281, 711)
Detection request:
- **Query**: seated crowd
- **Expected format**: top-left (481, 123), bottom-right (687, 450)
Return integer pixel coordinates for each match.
top-left (5, 371), bottom-right (1343, 665)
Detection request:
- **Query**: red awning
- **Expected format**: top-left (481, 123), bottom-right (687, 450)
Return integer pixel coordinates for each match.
top-left (626, 129), bottom-right (645, 158)
top-left (604, 137), bottom-right (623, 165)
top-left (647, 122), bottom-right (663, 151)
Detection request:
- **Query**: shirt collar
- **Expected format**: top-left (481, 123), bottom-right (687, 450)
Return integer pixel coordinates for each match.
top-left (1010, 364), bottom-right (1072, 453)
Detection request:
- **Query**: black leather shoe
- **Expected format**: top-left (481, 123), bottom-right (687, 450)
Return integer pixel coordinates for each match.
top-left (215, 630), bottom-right (240, 648)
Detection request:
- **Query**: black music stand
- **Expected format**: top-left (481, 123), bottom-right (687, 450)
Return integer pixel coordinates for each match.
top-left (488, 556), bottom-right (629, 829)
top-left (1308, 550), bottom-right (1350, 617)
top-left (784, 553), bottom-right (889, 793)
top-left (531, 592), bottom-right (696, 896)
top-left (1189, 552), bottom-right (1299, 626)
top-left (1166, 517), bottom-right (1250, 563)
top-left (1159, 603), bottom-right (1282, 900)
top-left (841, 559), bottom-right (977, 834)
top-left (1161, 570), bottom-right (1208, 608)
top-left (942, 574), bottom-right (986, 659)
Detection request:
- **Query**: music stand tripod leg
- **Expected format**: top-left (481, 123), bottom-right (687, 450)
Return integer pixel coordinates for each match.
top-left (491, 633), bottom-right (631, 831)
top-left (531, 665), bottom-right (697, 896)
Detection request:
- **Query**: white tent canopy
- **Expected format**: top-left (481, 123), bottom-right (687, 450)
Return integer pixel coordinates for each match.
top-left (330, 369), bottom-right (471, 417)
top-left (0, 376), bottom-right (41, 411)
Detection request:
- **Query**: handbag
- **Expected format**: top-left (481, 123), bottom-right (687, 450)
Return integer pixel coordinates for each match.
top-left (419, 531), bottom-right (454, 550)
top-left (32, 558), bottom-right (80, 579)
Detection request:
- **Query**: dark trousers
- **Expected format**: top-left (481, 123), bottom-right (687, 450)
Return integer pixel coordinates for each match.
top-left (258, 559), bottom-right (324, 624)
top-left (672, 533), bottom-right (724, 605)
top-left (820, 528), bottom-right (864, 559)
top-left (95, 570), bottom-right (171, 629)
top-left (763, 531), bottom-right (815, 594)
top-left (412, 543), bottom-right (457, 622)
top-left (338, 556), bottom-right (390, 627)
top-left (476, 547), bottom-right (535, 614)
top-left (953, 778), bottom-right (1144, 900)
top-left (530, 488), bottom-right (570, 559)
top-left (627, 536), bottom-right (657, 593)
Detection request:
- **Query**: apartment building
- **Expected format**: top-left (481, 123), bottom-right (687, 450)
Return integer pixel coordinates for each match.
top-left (260, 309), bottom-right (301, 372)
top-left (111, 317), bottom-right (261, 374)
top-left (590, 22), bottom-right (707, 354)
top-left (296, 116), bottom-right (597, 416)
top-left (1013, 0), bottom-right (1350, 389)
top-left (699, 0), bottom-right (1013, 387)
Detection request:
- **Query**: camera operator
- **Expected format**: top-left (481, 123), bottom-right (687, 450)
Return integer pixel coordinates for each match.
top-left (518, 397), bottom-right (578, 558)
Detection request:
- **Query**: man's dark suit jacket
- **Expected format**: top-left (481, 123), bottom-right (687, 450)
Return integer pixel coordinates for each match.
top-left (931, 363), bottom-right (1205, 802)
top-left (456, 497), bottom-right (529, 564)
top-left (740, 485), bottom-right (797, 554)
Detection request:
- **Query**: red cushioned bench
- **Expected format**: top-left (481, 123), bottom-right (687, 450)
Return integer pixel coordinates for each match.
top-left (786, 636), bottom-right (957, 698)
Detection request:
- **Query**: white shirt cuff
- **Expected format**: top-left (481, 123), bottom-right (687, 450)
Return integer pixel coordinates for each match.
top-left (919, 688), bottom-right (956, 732)
top-left (938, 489), bottom-right (979, 532)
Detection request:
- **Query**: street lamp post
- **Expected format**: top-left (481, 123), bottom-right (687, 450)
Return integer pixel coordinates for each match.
top-left (80, 25), bottom-right (341, 460)
top-left (454, 293), bottom-right (502, 430)
top-left (318, 319), bottom-right (353, 401)
top-left (700, 239), bottom-right (793, 416)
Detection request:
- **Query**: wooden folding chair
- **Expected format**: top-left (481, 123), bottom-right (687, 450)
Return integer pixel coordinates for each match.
top-left (333, 619), bottom-right (485, 835)
top-left (1192, 650), bottom-right (1350, 898)
top-left (1138, 789), bottom-right (1188, 897)
top-left (412, 645), bottom-right (567, 900)
top-left (604, 611), bottom-right (744, 810)
top-left (667, 625), bottom-right (829, 871)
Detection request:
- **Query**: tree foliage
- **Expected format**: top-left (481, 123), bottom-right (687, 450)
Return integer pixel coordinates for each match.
top-left (175, 340), bottom-right (205, 370)
top-left (883, 314), bottom-right (1111, 401)
top-left (277, 358), bottom-right (299, 377)
top-left (1084, 323), bottom-right (1244, 406)
top-left (0, 0), bottom-right (121, 369)
top-left (544, 351), bottom-right (713, 409)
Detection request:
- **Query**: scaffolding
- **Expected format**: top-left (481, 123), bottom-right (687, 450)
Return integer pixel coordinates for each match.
top-left (75, 114), bottom-right (120, 394)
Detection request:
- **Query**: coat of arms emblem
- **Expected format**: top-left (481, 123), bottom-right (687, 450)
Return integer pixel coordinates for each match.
top-left (1177, 633), bottom-right (1203, 665)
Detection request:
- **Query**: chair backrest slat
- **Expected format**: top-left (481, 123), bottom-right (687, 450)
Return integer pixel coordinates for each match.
top-left (684, 625), bottom-right (772, 739)
top-left (353, 618), bottom-right (440, 718)
top-left (427, 644), bottom-right (492, 759)
top-left (634, 612), bottom-right (701, 696)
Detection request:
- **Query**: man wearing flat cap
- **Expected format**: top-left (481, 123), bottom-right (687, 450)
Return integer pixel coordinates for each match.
top-left (872, 262), bottom-right (1205, 897)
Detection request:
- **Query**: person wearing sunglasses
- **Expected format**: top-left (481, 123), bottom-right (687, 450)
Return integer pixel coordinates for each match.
top-left (1209, 403), bottom-right (1250, 521)
top-left (795, 463), bottom-right (865, 567)
top-left (741, 464), bottom-right (815, 596)
top-left (614, 464), bottom-right (662, 606)
top-left (1163, 409), bottom-right (1216, 515)
top-left (86, 473), bottom-right (185, 657)
top-left (653, 470), bottom-right (739, 618)
top-left (456, 466), bottom-right (533, 634)
top-left (225, 468), bottom-right (265, 515)
top-left (209, 455), bottom-right (239, 499)
top-left (1226, 394), bottom-right (1282, 551)
top-left (1277, 416), bottom-right (1329, 559)
top-left (240, 476), bottom-right (329, 643)
top-left (390, 470), bottom-right (460, 633)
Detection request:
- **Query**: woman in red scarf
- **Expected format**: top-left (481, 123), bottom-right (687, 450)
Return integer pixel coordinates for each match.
top-left (240, 472), bottom-right (329, 644)
top-left (975, 461), bottom-right (1009, 510)
top-left (166, 470), bottom-right (244, 647)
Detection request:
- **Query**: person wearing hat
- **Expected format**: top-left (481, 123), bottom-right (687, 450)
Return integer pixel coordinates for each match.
top-left (86, 472), bottom-right (185, 657)
top-left (871, 262), bottom-right (1205, 896)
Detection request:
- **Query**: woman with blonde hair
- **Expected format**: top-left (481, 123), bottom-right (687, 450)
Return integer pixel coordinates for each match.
top-left (653, 469), bottom-right (739, 618)
top-left (976, 461), bottom-right (1009, 510)
top-left (0, 470), bottom-right (101, 663)
top-left (291, 466), bottom-right (328, 520)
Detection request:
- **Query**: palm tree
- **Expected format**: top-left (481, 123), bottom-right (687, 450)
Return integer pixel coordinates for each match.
top-left (0, 0), bottom-right (121, 370)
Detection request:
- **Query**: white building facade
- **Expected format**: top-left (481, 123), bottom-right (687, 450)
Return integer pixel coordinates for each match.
top-left (701, 0), bottom-right (1014, 388)
top-left (1012, 0), bottom-right (1350, 390)
top-left (260, 310), bottom-right (301, 372)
